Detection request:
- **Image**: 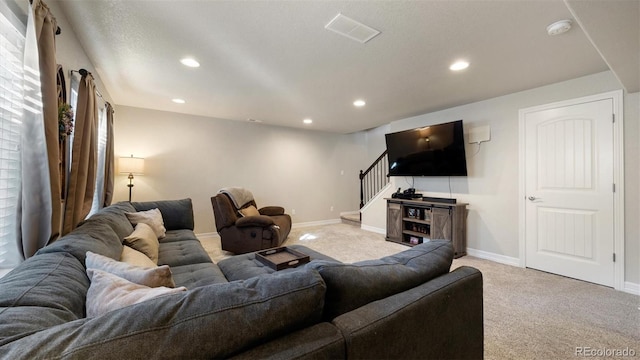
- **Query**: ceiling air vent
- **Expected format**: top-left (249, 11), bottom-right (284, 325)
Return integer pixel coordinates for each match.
top-left (325, 13), bottom-right (380, 44)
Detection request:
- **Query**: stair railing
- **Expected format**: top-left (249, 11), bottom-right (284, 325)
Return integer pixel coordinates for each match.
top-left (359, 150), bottom-right (389, 209)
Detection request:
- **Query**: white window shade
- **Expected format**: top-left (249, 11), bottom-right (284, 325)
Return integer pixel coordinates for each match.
top-left (0, 4), bottom-right (26, 269)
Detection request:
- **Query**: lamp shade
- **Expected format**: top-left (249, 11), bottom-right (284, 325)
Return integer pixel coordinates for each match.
top-left (119, 156), bottom-right (145, 175)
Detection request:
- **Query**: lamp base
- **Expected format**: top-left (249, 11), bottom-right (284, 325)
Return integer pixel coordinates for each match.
top-left (127, 174), bottom-right (134, 202)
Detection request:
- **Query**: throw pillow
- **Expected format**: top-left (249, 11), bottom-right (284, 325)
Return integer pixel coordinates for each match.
top-left (125, 208), bottom-right (166, 239)
top-left (123, 223), bottom-right (159, 264)
top-left (120, 245), bottom-right (157, 268)
top-left (238, 205), bottom-right (260, 217)
top-left (307, 240), bottom-right (453, 320)
top-left (86, 251), bottom-right (175, 288)
top-left (85, 268), bottom-right (186, 318)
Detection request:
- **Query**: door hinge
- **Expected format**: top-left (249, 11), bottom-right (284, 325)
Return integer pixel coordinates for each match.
top-left (613, 183), bottom-right (616, 193)
top-left (612, 114), bottom-right (615, 123)
top-left (613, 253), bottom-right (616, 262)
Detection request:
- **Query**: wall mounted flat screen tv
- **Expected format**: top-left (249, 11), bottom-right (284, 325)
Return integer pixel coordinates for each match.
top-left (385, 120), bottom-right (468, 177)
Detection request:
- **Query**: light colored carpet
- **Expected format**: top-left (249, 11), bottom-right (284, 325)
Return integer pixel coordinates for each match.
top-left (199, 223), bottom-right (640, 359)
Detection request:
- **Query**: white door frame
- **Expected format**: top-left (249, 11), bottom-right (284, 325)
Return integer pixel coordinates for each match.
top-left (518, 90), bottom-right (625, 290)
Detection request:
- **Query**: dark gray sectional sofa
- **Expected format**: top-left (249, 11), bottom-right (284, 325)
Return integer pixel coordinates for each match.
top-left (0, 199), bottom-right (483, 359)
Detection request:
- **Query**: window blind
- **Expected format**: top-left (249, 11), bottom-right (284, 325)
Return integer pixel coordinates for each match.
top-left (0, 6), bottom-right (26, 269)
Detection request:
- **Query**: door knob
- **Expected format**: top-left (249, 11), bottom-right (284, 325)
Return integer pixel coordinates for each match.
top-left (528, 196), bottom-right (537, 201)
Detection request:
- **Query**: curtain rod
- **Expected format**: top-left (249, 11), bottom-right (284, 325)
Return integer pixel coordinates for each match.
top-left (29, 0), bottom-right (61, 35)
top-left (70, 69), bottom-right (108, 104)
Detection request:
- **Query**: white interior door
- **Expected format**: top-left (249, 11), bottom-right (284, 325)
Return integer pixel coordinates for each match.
top-left (524, 98), bottom-right (614, 287)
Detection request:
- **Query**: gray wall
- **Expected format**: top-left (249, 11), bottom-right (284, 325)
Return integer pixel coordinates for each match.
top-left (112, 106), bottom-right (367, 234)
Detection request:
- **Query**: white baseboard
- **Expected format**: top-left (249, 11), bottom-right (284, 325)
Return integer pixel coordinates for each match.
top-left (195, 231), bottom-right (218, 240)
top-left (292, 219), bottom-right (341, 229)
top-left (623, 281), bottom-right (640, 296)
top-left (339, 210), bottom-right (360, 216)
top-left (361, 224), bottom-right (385, 235)
top-left (466, 247), bottom-right (520, 267)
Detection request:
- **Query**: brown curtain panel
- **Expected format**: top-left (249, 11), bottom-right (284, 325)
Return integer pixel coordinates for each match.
top-left (102, 103), bottom-right (115, 207)
top-left (32, 0), bottom-right (62, 242)
top-left (62, 73), bottom-right (98, 235)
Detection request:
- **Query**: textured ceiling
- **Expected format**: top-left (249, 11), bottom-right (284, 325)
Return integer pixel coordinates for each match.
top-left (55, 0), bottom-right (630, 134)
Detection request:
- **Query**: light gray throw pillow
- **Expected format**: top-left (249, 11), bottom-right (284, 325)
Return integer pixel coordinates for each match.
top-left (86, 251), bottom-right (175, 288)
top-left (85, 268), bottom-right (186, 318)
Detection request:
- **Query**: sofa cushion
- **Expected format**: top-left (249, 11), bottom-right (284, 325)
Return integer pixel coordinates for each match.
top-left (85, 269), bottom-right (187, 318)
top-left (0, 252), bottom-right (89, 343)
top-left (170, 263), bottom-right (229, 288)
top-left (36, 221), bottom-right (123, 264)
top-left (132, 198), bottom-right (194, 231)
top-left (159, 229), bottom-right (200, 244)
top-left (218, 245), bottom-right (339, 281)
top-left (307, 240), bottom-right (453, 320)
top-left (125, 208), bottom-right (167, 239)
top-left (0, 269), bottom-right (326, 359)
top-left (123, 223), bottom-right (160, 263)
top-left (86, 251), bottom-right (175, 288)
top-left (84, 201), bottom-right (136, 240)
top-left (157, 239), bottom-right (212, 268)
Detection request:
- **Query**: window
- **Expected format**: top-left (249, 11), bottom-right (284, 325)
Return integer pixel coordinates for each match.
top-left (0, 4), bottom-right (26, 271)
top-left (89, 104), bottom-right (108, 216)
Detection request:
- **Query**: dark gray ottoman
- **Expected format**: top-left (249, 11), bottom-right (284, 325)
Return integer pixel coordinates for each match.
top-left (218, 245), bottom-right (339, 281)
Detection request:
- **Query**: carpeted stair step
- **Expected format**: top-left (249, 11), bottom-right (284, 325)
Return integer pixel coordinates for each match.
top-left (340, 213), bottom-right (361, 227)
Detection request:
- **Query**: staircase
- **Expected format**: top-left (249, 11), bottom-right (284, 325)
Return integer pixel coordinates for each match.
top-left (342, 151), bottom-right (389, 227)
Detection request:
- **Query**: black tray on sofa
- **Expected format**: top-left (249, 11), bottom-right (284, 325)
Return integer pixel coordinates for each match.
top-left (256, 247), bottom-right (310, 271)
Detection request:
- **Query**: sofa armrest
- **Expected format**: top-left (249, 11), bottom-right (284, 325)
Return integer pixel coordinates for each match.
top-left (331, 266), bottom-right (483, 360)
top-left (258, 206), bottom-right (285, 216)
top-left (229, 322), bottom-right (345, 360)
top-left (236, 215), bottom-right (275, 228)
top-left (132, 198), bottom-right (194, 231)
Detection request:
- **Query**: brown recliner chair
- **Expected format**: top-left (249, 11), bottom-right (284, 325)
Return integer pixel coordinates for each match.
top-left (211, 188), bottom-right (292, 254)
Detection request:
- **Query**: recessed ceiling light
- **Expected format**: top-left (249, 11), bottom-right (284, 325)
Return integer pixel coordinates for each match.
top-left (449, 60), bottom-right (469, 71)
top-left (303, 118), bottom-right (313, 124)
top-left (353, 99), bottom-right (366, 107)
top-left (172, 98), bottom-right (186, 104)
top-left (180, 57), bottom-right (200, 68)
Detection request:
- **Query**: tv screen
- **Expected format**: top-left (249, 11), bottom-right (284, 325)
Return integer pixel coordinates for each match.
top-left (385, 120), bottom-right (468, 177)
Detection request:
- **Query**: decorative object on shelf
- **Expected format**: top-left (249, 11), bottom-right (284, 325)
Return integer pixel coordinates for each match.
top-left (119, 155), bottom-right (145, 202)
top-left (58, 102), bottom-right (74, 141)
